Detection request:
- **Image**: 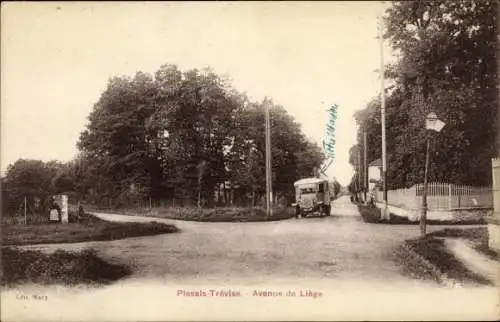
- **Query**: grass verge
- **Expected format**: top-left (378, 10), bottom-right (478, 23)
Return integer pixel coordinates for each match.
top-left (428, 227), bottom-right (500, 261)
top-left (1, 213), bottom-right (178, 246)
top-left (399, 236), bottom-right (492, 286)
top-left (1, 247), bottom-right (130, 288)
top-left (104, 206), bottom-right (296, 222)
top-left (357, 204), bottom-right (486, 225)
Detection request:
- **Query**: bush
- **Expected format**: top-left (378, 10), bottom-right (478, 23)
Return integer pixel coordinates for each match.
top-left (149, 206), bottom-right (295, 222)
top-left (1, 247), bottom-right (131, 287)
top-left (111, 205), bottom-right (296, 222)
top-left (427, 227), bottom-right (487, 240)
top-left (1, 210), bottom-right (84, 225)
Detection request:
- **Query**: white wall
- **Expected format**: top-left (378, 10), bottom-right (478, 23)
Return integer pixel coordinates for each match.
top-left (368, 166), bottom-right (381, 190)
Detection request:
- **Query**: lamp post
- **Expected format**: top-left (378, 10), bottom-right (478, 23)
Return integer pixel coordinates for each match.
top-left (420, 112), bottom-right (446, 237)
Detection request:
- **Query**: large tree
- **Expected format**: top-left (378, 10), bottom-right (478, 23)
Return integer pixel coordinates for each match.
top-left (2, 159), bottom-right (65, 212)
top-left (77, 63), bottom-right (324, 207)
top-left (227, 99), bottom-right (325, 206)
top-left (352, 0), bottom-right (498, 188)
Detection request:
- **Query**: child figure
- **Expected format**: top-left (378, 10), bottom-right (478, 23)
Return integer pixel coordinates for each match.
top-left (48, 197), bottom-right (62, 223)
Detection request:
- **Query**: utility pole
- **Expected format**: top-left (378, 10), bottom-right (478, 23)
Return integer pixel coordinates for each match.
top-left (364, 131), bottom-right (368, 203)
top-left (357, 146), bottom-right (362, 201)
top-left (265, 98), bottom-right (273, 217)
top-left (379, 14), bottom-right (389, 220)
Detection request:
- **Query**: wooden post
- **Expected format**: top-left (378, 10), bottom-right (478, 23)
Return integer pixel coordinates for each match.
top-left (458, 187), bottom-right (461, 209)
top-left (448, 184), bottom-right (452, 210)
top-left (420, 137), bottom-right (430, 237)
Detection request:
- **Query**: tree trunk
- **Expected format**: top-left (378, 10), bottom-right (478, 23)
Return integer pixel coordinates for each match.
top-left (251, 185), bottom-right (256, 207)
top-left (224, 182), bottom-right (229, 205)
top-left (196, 160), bottom-right (207, 209)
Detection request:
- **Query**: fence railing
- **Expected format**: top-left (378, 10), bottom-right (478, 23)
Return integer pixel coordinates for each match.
top-left (376, 182), bottom-right (493, 211)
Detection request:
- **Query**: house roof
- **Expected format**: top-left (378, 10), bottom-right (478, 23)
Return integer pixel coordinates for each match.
top-left (368, 158), bottom-right (382, 167)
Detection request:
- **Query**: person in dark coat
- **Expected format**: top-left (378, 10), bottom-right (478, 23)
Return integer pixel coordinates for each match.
top-left (78, 203), bottom-right (85, 221)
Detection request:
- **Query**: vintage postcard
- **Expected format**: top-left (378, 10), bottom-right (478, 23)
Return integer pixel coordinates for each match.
top-left (1, 1), bottom-right (499, 321)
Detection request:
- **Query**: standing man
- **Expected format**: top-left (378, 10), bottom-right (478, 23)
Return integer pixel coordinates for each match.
top-left (78, 203), bottom-right (85, 221)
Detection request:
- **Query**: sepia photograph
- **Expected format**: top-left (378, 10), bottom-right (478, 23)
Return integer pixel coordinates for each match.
top-left (1, 1), bottom-right (499, 321)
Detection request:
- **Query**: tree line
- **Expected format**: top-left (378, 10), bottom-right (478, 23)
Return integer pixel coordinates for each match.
top-left (349, 0), bottom-right (498, 192)
top-left (3, 64), bottom-right (327, 212)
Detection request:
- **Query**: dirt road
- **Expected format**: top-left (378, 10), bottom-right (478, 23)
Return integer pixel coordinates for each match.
top-left (3, 196), bottom-right (498, 321)
top-left (13, 196), bottom-right (426, 283)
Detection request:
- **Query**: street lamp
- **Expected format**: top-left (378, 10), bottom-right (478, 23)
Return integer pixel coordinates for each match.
top-left (420, 112), bottom-right (446, 237)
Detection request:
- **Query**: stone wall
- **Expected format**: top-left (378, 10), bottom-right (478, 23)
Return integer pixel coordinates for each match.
top-left (487, 158), bottom-right (500, 253)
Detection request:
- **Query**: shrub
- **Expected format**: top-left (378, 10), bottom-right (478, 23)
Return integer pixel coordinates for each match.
top-left (1, 247), bottom-right (131, 287)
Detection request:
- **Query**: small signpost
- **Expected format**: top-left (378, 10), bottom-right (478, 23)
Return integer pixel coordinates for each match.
top-left (420, 112), bottom-right (446, 236)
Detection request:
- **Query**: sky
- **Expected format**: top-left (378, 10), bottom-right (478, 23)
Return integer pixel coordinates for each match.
top-left (1, 1), bottom-right (394, 186)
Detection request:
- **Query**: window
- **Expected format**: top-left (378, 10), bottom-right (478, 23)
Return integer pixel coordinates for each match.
top-left (318, 183), bottom-right (324, 193)
top-left (300, 187), bottom-right (315, 194)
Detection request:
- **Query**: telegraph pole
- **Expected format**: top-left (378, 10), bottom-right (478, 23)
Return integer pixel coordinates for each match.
top-left (364, 131), bottom-right (368, 203)
top-left (379, 14), bottom-right (389, 220)
top-left (265, 98), bottom-right (273, 217)
top-left (357, 146), bottom-right (362, 201)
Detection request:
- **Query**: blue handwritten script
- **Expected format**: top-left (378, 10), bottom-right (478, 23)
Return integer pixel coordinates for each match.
top-left (319, 104), bottom-right (338, 176)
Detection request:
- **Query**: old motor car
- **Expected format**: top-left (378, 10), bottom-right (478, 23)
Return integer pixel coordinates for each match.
top-left (292, 177), bottom-right (332, 218)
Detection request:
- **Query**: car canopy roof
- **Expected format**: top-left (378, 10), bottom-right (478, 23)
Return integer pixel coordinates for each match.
top-left (293, 177), bottom-right (329, 187)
